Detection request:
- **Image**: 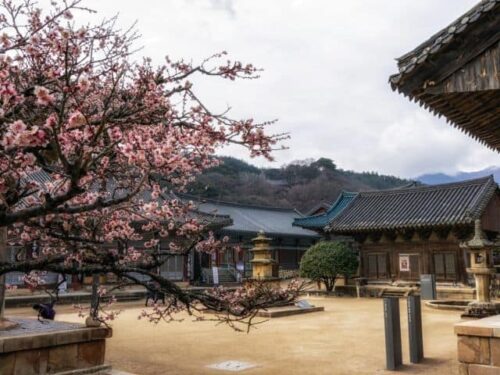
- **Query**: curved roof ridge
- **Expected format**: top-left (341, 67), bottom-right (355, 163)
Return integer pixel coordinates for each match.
top-left (178, 193), bottom-right (298, 213)
top-left (324, 191), bottom-right (357, 215)
top-left (293, 191), bottom-right (359, 229)
top-left (357, 175), bottom-right (494, 196)
top-left (466, 176), bottom-right (499, 219)
top-left (391, 0), bottom-right (499, 84)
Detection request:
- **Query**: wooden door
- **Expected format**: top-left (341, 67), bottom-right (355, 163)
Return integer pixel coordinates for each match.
top-left (367, 253), bottom-right (389, 279)
top-left (409, 255), bottom-right (420, 280)
top-left (433, 252), bottom-right (457, 281)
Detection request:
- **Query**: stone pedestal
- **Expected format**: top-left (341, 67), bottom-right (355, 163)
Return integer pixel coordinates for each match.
top-left (0, 318), bottom-right (112, 375)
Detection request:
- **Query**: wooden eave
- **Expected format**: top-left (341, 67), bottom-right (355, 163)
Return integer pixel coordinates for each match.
top-left (390, 3), bottom-right (500, 150)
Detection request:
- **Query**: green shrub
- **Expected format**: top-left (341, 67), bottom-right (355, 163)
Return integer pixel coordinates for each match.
top-left (299, 241), bottom-right (358, 291)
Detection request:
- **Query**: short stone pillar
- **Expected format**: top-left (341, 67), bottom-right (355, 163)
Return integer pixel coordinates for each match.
top-left (460, 219), bottom-right (498, 318)
top-left (249, 231), bottom-right (278, 281)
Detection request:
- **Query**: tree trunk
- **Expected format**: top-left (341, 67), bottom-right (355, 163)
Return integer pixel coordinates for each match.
top-left (0, 226), bottom-right (7, 319)
top-left (90, 273), bottom-right (99, 318)
top-left (324, 278), bottom-right (333, 292)
top-left (323, 277), bottom-right (336, 292)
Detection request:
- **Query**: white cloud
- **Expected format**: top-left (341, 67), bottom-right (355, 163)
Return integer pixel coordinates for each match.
top-left (75, 0), bottom-right (497, 178)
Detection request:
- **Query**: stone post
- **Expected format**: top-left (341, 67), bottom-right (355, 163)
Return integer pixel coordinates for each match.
top-left (460, 220), bottom-right (498, 318)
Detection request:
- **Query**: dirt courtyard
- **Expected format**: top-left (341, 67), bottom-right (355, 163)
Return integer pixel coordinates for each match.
top-left (10, 297), bottom-right (464, 375)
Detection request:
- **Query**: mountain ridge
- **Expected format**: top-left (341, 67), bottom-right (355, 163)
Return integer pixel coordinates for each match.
top-left (416, 166), bottom-right (500, 185)
top-left (187, 156), bottom-right (412, 212)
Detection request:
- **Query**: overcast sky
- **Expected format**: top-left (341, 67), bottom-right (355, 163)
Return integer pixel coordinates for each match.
top-left (79, 0), bottom-right (498, 178)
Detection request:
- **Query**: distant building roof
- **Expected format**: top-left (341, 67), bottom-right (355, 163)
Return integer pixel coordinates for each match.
top-left (293, 192), bottom-right (358, 230)
top-left (180, 195), bottom-right (319, 238)
top-left (303, 202), bottom-right (333, 216)
top-left (326, 176), bottom-right (498, 233)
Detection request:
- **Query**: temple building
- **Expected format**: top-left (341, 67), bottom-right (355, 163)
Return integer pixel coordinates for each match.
top-left (180, 196), bottom-right (320, 283)
top-left (295, 176), bottom-right (500, 284)
top-left (388, 0), bottom-right (500, 283)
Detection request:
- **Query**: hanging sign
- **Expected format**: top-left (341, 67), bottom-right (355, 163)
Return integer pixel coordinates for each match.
top-left (399, 255), bottom-right (410, 272)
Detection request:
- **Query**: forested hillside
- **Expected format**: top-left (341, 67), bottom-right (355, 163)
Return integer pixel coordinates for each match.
top-left (186, 157), bottom-right (412, 212)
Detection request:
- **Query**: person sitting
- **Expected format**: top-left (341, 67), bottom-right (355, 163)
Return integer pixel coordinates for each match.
top-left (33, 301), bottom-right (56, 322)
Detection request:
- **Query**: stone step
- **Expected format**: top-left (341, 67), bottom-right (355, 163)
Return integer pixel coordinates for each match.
top-left (379, 289), bottom-right (408, 298)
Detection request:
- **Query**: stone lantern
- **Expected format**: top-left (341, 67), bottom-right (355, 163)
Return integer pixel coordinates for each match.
top-left (249, 231), bottom-right (279, 282)
top-left (460, 219), bottom-right (498, 318)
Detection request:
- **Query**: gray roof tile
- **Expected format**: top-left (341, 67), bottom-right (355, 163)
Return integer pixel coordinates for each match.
top-left (390, 0), bottom-right (500, 86)
top-left (181, 196), bottom-right (319, 238)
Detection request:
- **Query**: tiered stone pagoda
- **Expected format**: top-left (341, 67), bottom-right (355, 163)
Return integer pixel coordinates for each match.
top-left (249, 231), bottom-right (279, 282)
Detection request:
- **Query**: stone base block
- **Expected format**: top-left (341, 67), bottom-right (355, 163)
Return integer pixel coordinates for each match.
top-left (55, 364), bottom-right (112, 375)
top-left (457, 336), bottom-right (490, 364)
top-left (468, 364), bottom-right (500, 375)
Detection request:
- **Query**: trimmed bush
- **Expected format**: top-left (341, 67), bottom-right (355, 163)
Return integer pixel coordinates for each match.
top-left (300, 241), bottom-right (358, 291)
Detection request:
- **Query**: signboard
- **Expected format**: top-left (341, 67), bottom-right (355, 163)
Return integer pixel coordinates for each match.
top-left (420, 274), bottom-right (437, 300)
top-left (212, 266), bottom-right (219, 285)
top-left (407, 295), bottom-right (424, 363)
top-left (399, 255), bottom-right (410, 272)
top-left (296, 300), bottom-right (314, 309)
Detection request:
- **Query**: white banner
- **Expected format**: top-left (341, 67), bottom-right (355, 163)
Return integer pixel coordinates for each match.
top-left (399, 255), bottom-right (410, 272)
top-left (212, 266), bottom-right (219, 285)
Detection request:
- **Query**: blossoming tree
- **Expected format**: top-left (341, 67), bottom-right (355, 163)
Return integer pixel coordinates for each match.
top-left (0, 0), bottom-right (298, 329)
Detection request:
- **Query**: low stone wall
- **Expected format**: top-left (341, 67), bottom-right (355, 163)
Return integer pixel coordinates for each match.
top-left (455, 315), bottom-right (500, 375)
top-left (438, 287), bottom-right (475, 301)
top-left (0, 320), bottom-right (112, 375)
top-left (5, 288), bottom-right (146, 308)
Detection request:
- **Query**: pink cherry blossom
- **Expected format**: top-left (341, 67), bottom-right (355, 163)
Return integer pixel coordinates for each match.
top-left (34, 86), bottom-right (54, 106)
top-left (0, 0), bottom-right (292, 327)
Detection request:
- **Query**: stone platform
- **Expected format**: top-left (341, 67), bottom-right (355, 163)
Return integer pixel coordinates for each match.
top-left (0, 318), bottom-right (112, 375)
top-left (426, 300), bottom-right (500, 313)
top-left (257, 305), bottom-right (324, 318)
top-left (203, 301), bottom-right (324, 319)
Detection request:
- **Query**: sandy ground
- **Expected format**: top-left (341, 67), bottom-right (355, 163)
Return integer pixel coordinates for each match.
top-left (8, 297), bottom-right (464, 375)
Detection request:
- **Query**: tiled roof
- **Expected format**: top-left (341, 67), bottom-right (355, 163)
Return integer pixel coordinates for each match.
top-left (389, 1), bottom-right (500, 151)
top-left (293, 192), bottom-right (358, 230)
top-left (17, 171), bottom-right (232, 228)
top-left (326, 176), bottom-right (498, 233)
top-left (180, 195), bottom-right (320, 238)
top-left (390, 0), bottom-right (499, 86)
